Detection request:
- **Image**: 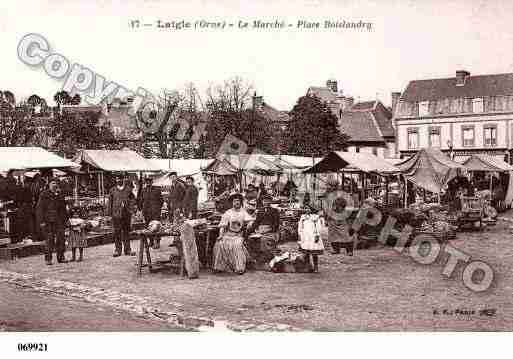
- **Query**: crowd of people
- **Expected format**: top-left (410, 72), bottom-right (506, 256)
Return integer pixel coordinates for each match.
top-left (1, 170), bottom-right (362, 274)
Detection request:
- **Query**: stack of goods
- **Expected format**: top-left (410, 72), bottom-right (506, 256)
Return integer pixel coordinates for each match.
top-left (417, 219), bottom-right (457, 241)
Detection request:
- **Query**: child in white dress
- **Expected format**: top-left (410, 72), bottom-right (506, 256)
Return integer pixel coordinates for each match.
top-left (298, 205), bottom-right (325, 272)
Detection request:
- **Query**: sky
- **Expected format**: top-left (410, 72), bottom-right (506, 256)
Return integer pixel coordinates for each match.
top-left (1, 0), bottom-right (513, 110)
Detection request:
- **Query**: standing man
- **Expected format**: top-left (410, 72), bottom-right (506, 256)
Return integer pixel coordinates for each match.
top-left (36, 178), bottom-right (69, 265)
top-left (183, 176), bottom-right (199, 219)
top-left (167, 172), bottom-right (185, 222)
top-left (109, 175), bottom-right (136, 257)
top-left (138, 177), bottom-right (163, 248)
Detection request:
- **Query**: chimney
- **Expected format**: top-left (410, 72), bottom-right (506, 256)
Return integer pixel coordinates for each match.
top-left (326, 79), bottom-right (338, 93)
top-left (391, 92), bottom-right (401, 115)
top-left (252, 93), bottom-right (263, 109)
top-left (456, 70), bottom-right (470, 86)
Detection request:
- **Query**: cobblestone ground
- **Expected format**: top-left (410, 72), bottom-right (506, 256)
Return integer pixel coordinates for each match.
top-left (1, 212), bottom-right (513, 331)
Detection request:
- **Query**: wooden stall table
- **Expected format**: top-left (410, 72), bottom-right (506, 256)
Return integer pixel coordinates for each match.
top-left (133, 229), bottom-right (184, 276)
top-left (194, 224), bottom-right (219, 268)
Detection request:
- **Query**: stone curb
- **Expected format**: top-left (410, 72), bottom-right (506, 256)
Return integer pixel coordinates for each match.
top-left (0, 269), bottom-right (299, 332)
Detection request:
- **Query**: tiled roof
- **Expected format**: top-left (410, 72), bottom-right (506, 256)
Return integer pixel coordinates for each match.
top-left (351, 100), bottom-right (376, 111)
top-left (257, 103), bottom-right (290, 123)
top-left (307, 86), bottom-right (337, 103)
top-left (370, 102), bottom-right (394, 138)
top-left (349, 101), bottom-right (395, 139)
top-left (401, 73), bottom-right (513, 102)
top-left (339, 111), bottom-right (385, 143)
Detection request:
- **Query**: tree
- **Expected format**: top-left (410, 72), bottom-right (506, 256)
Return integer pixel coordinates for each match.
top-left (70, 93), bottom-right (81, 105)
top-left (27, 94), bottom-right (41, 107)
top-left (202, 77), bottom-right (275, 155)
top-left (49, 109), bottom-right (117, 157)
top-left (0, 92), bottom-right (36, 146)
top-left (53, 90), bottom-right (72, 107)
top-left (285, 95), bottom-right (349, 156)
top-left (1, 91), bottom-right (16, 106)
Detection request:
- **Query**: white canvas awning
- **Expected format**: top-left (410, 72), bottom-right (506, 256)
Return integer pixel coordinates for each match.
top-left (73, 149), bottom-right (161, 172)
top-left (0, 147), bottom-right (79, 172)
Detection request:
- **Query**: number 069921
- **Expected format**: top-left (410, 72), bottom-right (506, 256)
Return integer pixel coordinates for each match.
top-left (17, 343), bottom-right (48, 352)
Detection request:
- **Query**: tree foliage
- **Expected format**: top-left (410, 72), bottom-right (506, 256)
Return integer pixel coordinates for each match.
top-left (53, 90), bottom-right (72, 106)
top-left (0, 91), bottom-right (36, 147)
top-left (49, 109), bottom-right (117, 157)
top-left (284, 95), bottom-right (349, 156)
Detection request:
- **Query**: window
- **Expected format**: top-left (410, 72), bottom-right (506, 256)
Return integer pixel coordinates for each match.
top-left (484, 124), bottom-right (497, 147)
top-left (355, 147), bottom-right (360, 153)
top-left (472, 98), bottom-right (484, 113)
top-left (407, 128), bottom-right (419, 149)
top-left (418, 101), bottom-right (429, 116)
top-left (372, 147), bottom-right (378, 156)
top-left (462, 126), bottom-right (475, 147)
top-left (429, 126), bottom-right (441, 147)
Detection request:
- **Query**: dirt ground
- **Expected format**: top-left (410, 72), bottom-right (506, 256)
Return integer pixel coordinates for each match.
top-left (1, 212), bottom-right (513, 331)
top-left (0, 283), bottom-right (186, 331)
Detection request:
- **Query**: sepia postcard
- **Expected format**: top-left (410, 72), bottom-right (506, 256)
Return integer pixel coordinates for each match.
top-left (1, 0), bottom-right (512, 357)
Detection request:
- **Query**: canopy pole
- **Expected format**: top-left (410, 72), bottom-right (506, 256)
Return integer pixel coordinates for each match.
top-left (404, 175), bottom-right (408, 209)
top-left (489, 172), bottom-right (493, 195)
top-left (74, 174), bottom-right (78, 205)
top-left (385, 176), bottom-right (389, 207)
top-left (360, 171), bottom-right (365, 206)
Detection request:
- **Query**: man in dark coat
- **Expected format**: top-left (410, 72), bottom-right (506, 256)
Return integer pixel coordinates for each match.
top-left (109, 175), bottom-right (136, 257)
top-left (36, 178), bottom-right (69, 265)
top-left (138, 177), bottom-right (163, 248)
top-left (182, 176), bottom-right (199, 219)
top-left (167, 173), bottom-right (185, 222)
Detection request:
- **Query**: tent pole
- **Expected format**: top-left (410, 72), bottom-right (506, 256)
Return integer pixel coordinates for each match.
top-left (341, 169), bottom-right (345, 192)
top-left (74, 174), bottom-right (78, 205)
top-left (404, 175), bottom-right (408, 208)
top-left (385, 176), bottom-right (389, 207)
top-left (360, 171), bottom-right (364, 206)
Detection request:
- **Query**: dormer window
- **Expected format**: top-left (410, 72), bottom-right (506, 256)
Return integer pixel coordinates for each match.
top-left (472, 98), bottom-right (484, 113)
top-left (418, 101), bottom-right (429, 116)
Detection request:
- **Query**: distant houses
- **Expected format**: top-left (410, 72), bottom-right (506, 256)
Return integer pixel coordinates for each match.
top-left (307, 79), bottom-right (396, 158)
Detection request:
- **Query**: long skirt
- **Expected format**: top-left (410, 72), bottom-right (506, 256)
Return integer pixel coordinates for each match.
top-left (213, 232), bottom-right (250, 273)
top-left (67, 229), bottom-right (87, 249)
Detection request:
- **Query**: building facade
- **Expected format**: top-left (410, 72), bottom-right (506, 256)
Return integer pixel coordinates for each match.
top-left (308, 79), bottom-right (396, 158)
top-left (394, 70), bottom-right (513, 163)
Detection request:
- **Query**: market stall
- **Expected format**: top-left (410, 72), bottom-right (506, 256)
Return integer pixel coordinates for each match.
top-left (303, 151), bottom-right (401, 208)
top-left (0, 147), bottom-right (80, 252)
top-left (69, 149), bottom-right (163, 238)
top-left (396, 148), bottom-right (471, 233)
top-left (462, 154), bottom-right (513, 211)
top-left (302, 151), bottom-right (402, 250)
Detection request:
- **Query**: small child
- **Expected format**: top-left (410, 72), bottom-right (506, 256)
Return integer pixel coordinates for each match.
top-left (68, 209), bottom-right (87, 262)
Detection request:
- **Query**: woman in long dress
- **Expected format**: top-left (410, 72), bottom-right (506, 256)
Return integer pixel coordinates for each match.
top-left (298, 205), bottom-right (325, 272)
top-left (326, 196), bottom-right (355, 255)
top-left (213, 193), bottom-right (254, 274)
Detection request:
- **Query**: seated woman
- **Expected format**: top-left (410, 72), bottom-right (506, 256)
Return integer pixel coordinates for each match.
top-left (213, 193), bottom-right (255, 274)
top-left (247, 194), bottom-right (281, 261)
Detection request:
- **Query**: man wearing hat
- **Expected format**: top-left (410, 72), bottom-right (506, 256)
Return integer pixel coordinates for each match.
top-left (108, 174), bottom-right (136, 257)
top-left (138, 176), bottom-right (163, 248)
top-left (36, 178), bottom-right (69, 264)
